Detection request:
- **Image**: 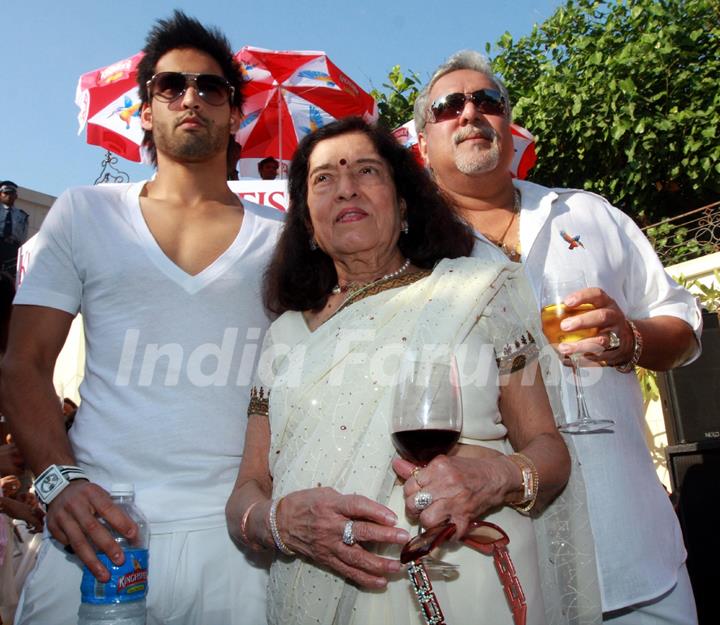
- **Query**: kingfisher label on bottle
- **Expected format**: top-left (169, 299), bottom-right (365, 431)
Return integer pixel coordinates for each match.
top-left (80, 549), bottom-right (149, 604)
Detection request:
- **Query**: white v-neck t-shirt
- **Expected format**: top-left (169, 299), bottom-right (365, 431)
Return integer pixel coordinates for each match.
top-left (16, 181), bottom-right (284, 526)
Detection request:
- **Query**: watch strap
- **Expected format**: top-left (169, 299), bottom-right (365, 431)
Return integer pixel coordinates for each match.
top-left (508, 453), bottom-right (539, 514)
top-left (33, 464), bottom-right (88, 506)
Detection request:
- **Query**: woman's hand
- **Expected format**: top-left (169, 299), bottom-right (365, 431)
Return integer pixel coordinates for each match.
top-left (277, 487), bottom-right (410, 589)
top-left (393, 451), bottom-right (517, 538)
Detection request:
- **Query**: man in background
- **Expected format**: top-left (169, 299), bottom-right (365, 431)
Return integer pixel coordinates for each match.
top-left (257, 156), bottom-right (279, 180)
top-left (0, 182), bottom-right (29, 277)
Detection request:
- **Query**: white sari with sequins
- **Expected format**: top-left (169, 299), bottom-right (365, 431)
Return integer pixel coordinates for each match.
top-left (255, 257), bottom-right (601, 625)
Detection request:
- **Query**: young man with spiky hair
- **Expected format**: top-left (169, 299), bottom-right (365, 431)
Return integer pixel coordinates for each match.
top-left (1, 12), bottom-right (281, 624)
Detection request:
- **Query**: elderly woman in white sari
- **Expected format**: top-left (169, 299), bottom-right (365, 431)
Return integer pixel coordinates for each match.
top-left (226, 118), bottom-right (592, 625)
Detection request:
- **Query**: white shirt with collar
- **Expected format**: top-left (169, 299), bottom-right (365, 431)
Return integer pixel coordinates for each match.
top-left (472, 178), bottom-right (702, 612)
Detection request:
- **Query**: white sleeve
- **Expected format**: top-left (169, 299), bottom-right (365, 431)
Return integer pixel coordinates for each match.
top-left (14, 190), bottom-right (82, 315)
top-left (607, 203), bottom-right (702, 362)
top-left (608, 204), bottom-right (702, 333)
top-left (253, 320), bottom-right (282, 393)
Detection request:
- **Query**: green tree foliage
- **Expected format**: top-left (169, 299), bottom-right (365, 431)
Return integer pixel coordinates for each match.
top-left (491, 0), bottom-right (720, 222)
top-left (370, 65), bottom-right (422, 130)
top-left (371, 0), bottom-right (720, 223)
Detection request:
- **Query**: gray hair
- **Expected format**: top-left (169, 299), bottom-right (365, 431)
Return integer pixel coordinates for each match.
top-left (414, 50), bottom-right (512, 132)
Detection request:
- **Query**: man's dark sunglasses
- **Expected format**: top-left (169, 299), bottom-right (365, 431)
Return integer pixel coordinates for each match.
top-left (428, 88), bottom-right (506, 123)
top-left (146, 72), bottom-right (235, 106)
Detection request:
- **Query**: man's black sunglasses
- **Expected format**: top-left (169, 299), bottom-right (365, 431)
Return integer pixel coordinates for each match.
top-left (146, 72), bottom-right (235, 106)
top-left (428, 88), bottom-right (506, 123)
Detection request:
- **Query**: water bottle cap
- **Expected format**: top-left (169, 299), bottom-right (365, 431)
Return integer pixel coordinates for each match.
top-left (110, 483), bottom-right (135, 496)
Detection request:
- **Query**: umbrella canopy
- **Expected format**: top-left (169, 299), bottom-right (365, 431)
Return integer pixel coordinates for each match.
top-left (392, 119), bottom-right (537, 180)
top-left (234, 46), bottom-right (378, 177)
top-left (507, 124), bottom-right (537, 180)
top-left (75, 52), bottom-right (145, 163)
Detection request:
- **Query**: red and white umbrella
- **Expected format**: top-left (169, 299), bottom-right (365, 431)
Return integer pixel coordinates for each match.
top-left (507, 124), bottom-right (537, 180)
top-left (392, 119), bottom-right (537, 179)
top-left (234, 46), bottom-right (378, 177)
top-left (75, 52), bottom-right (146, 163)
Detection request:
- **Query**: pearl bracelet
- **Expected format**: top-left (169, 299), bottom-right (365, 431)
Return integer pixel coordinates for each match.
top-left (269, 497), bottom-right (295, 556)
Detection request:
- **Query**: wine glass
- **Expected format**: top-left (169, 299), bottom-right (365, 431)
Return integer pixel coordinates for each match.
top-left (540, 273), bottom-right (614, 433)
top-left (391, 353), bottom-right (463, 572)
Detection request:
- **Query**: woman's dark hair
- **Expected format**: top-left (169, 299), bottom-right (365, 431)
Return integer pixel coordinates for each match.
top-left (137, 10), bottom-right (244, 166)
top-left (264, 117), bottom-right (475, 314)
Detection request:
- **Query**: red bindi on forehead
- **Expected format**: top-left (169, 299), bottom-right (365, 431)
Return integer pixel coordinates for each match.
top-left (339, 158), bottom-right (347, 166)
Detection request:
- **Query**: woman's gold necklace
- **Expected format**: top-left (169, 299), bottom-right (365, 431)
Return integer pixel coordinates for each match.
top-left (331, 258), bottom-right (411, 295)
top-left (323, 258), bottom-right (412, 324)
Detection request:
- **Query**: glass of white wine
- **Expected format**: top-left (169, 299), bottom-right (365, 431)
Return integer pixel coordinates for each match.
top-left (540, 273), bottom-right (614, 433)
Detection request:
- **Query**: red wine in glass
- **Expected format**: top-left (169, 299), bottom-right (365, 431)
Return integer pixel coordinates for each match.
top-left (391, 356), bottom-right (463, 573)
top-left (391, 429), bottom-right (461, 466)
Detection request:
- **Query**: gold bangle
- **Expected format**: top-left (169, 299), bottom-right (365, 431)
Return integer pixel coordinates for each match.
top-left (247, 386), bottom-right (270, 417)
top-left (238, 500), bottom-right (263, 551)
top-left (508, 452), bottom-right (539, 514)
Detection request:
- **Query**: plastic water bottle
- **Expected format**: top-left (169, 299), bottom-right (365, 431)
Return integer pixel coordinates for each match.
top-left (78, 483), bottom-right (149, 625)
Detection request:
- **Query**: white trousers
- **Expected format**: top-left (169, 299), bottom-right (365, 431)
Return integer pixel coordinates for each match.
top-left (15, 522), bottom-right (269, 625)
top-left (603, 563), bottom-right (697, 625)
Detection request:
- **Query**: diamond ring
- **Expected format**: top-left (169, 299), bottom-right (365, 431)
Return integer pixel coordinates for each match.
top-left (606, 331), bottom-right (621, 351)
top-left (342, 519), bottom-right (356, 546)
top-left (414, 491), bottom-right (433, 511)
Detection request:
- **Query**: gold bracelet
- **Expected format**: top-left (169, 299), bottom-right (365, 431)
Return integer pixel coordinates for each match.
top-left (615, 320), bottom-right (644, 373)
top-left (247, 386), bottom-right (270, 417)
top-left (508, 452), bottom-right (539, 514)
top-left (238, 500), bottom-right (263, 551)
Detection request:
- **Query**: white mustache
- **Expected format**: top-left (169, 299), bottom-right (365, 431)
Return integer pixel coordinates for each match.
top-left (453, 125), bottom-right (496, 145)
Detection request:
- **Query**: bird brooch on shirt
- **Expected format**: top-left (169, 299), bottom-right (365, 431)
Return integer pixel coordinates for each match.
top-left (560, 230), bottom-right (585, 250)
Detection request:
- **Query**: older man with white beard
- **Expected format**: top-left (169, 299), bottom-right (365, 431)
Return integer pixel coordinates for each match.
top-left (415, 50), bottom-right (701, 625)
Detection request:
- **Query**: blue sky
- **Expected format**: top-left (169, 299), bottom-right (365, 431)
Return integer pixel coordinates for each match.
top-left (1, 0), bottom-right (563, 197)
